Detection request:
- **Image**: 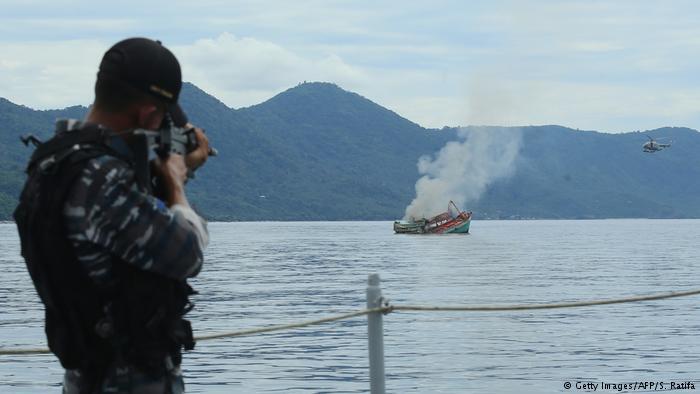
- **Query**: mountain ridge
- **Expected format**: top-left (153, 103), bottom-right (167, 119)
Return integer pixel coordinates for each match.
top-left (1, 81), bottom-right (699, 220)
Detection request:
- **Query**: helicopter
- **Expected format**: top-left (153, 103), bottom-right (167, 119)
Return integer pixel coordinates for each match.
top-left (642, 136), bottom-right (671, 153)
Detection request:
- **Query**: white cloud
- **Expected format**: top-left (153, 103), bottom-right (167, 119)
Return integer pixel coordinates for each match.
top-left (2, 32), bottom-right (698, 133)
top-left (1, 1), bottom-right (700, 132)
top-left (569, 41), bottom-right (624, 53)
top-left (455, 78), bottom-right (700, 132)
top-left (0, 18), bottom-right (135, 31)
top-left (173, 33), bottom-right (369, 109)
top-left (0, 39), bottom-right (106, 108)
top-left (0, 33), bottom-right (370, 111)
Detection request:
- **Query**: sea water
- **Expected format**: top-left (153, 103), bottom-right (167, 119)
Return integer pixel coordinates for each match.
top-left (1, 220), bottom-right (699, 393)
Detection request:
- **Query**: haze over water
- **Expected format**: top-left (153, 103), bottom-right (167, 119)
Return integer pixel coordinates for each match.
top-left (1, 220), bottom-right (699, 393)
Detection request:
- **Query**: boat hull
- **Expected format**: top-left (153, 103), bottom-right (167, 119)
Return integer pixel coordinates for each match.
top-left (442, 218), bottom-right (470, 234)
top-left (394, 201), bottom-right (472, 235)
top-left (394, 216), bottom-right (471, 234)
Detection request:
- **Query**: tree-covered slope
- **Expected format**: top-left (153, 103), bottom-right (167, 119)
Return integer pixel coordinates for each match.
top-left (235, 82), bottom-right (454, 219)
top-left (474, 126), bottom-right (700, 218)
top-left (0, 98), bottom-right (88, 218)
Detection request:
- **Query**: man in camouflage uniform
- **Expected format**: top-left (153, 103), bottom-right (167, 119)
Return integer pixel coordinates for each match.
top-left (15, 38), bottom-right (210, 393)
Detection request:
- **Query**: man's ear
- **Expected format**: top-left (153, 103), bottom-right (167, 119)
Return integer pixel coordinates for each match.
top-left (137, 104), bottom-right (165, 130)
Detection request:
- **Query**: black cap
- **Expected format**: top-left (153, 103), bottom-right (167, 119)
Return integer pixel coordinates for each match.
top-left (98, 38), bottom-right (188, 126)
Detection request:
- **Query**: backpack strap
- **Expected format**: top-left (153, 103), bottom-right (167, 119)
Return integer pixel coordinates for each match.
top-left (25, 120), bottom-right (156, 193)
top-left (27, 123), bottom-right (130, 173)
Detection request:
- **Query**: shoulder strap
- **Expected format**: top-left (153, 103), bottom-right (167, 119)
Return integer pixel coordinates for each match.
top-left (27, 124), bottom-right (131, 173)
top-left (27, 122), bottom-right (158, 193)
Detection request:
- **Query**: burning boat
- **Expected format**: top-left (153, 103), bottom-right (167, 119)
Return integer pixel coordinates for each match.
top-left (394, 201), bottom-right (472, 234)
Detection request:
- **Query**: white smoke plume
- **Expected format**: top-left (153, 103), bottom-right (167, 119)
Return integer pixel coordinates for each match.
top-left (404, 127), bottom-right (522, 219)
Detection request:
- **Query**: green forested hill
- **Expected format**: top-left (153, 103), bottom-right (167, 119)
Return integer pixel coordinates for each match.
top-left (475, 126), bottom-right (700, 218)
top-left (178, 82), bottom-right (454, 219)
top-left (1, 83), bottom-right (699, 220)
top-left (0, 98), bottom-right (88, 219)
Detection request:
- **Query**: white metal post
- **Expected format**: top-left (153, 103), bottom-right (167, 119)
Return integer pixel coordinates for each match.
top-left (367, 273), bottom-right (386, 394)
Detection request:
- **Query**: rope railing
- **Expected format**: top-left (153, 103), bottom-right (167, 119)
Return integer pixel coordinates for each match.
top-left (392, 287), bottom-right (700, 312)
top-left (1, 287), bottom-right (699, 356)
top-left (195, 307), bottom-right (386, 341)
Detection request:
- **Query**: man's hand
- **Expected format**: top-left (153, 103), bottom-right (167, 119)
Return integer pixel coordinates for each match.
top-left (152, 154), bottom-right (188, 207)
top-left (185, 124), bottom-right (210, 171)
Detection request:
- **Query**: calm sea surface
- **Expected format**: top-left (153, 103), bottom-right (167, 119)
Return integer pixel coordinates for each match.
top-left (1, 220), bottom-right (699, 393)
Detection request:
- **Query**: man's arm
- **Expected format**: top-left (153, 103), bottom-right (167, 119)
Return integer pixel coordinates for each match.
top-left (63, 156), bottom-right (207, 281)
top-left (153, 151), bottom-right (209, 249)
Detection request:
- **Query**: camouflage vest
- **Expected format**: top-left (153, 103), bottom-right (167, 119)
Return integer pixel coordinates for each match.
top-left (13, 122), bottom-right (195, 388)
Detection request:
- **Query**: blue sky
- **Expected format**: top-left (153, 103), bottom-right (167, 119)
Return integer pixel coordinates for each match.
top-left (1, 0), bottom-right (700, 132)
